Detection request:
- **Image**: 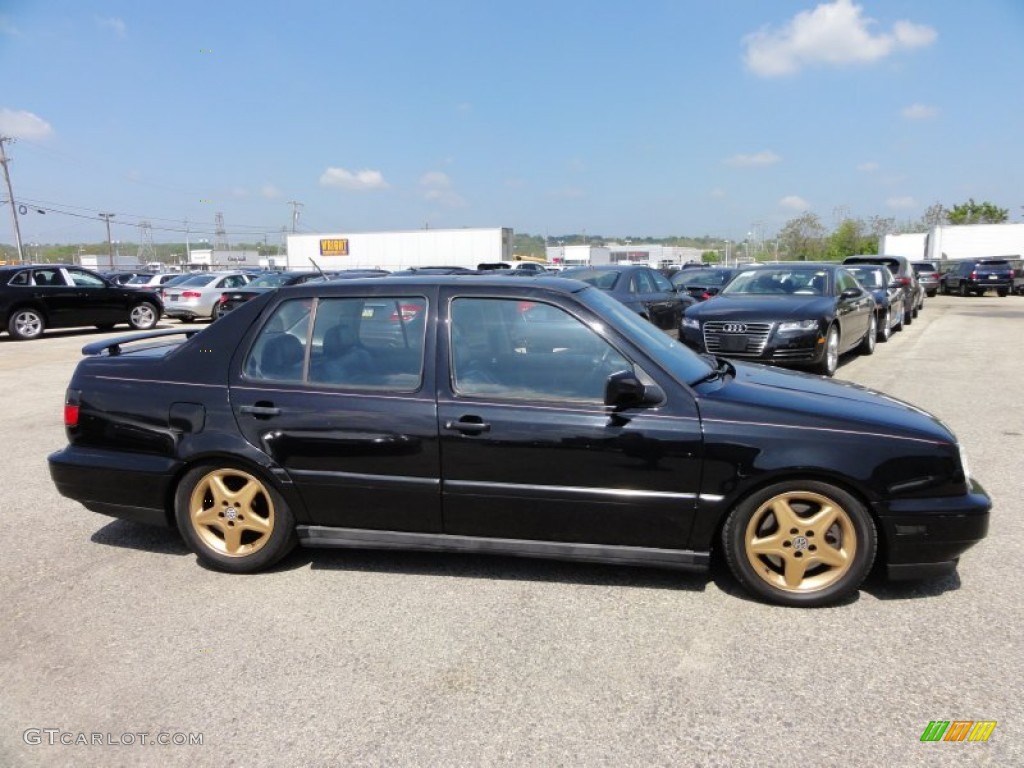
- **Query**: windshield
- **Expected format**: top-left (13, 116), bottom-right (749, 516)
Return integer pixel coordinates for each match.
top-left (562, 269), bottom-right (621, 290)
top-left (579, 286), bottom-right (714, 386)
top-left (673, 269), bottom-right (731, 287)
top-left (722, 268), bottom-right (829, 296)
top-left (846, 267), bottom-right (886, 288)
top-left (248, 273), bottom-right (293, 288)
top-left (178, 274), bottom-right (217, 287)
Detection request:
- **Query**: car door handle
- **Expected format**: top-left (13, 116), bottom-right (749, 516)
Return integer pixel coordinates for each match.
top-left (239, 404), bottom-right (281, 418)
top-left (444, 417), bottom-right (491, 435)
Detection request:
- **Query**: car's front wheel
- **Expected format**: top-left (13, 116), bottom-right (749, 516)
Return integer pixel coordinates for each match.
top-left (816, 324), bottom-right (839, 376)
top-left (878, 308), bottom-right (891, 342)
top-left (128, 302), bottom-right (159, 330)
top-left (859, 313), bottom-right (876, 355)
top-left (8, 308), bottom-right (45, 340)
top-left (722, 480), bottom-right (877, 607)
top-left (175, 464), bottom-right (297, 573)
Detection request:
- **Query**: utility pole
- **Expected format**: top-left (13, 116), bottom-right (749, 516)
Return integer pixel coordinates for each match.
top-left (98, 212), bottom-right (115, 268)
top-left (287, 200), bottom-right (303, 233)
top-left (0, 136), bottom-right (26, 263)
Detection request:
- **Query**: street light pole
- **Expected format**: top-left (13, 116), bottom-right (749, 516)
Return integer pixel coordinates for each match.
top-left (0, 136), bottom-right (26, 263)
top-left (99, 213), bottom-right (115, 269)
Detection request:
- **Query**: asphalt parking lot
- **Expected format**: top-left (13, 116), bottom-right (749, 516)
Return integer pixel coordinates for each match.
top-left (1, 294), bottom-right (1021, 767)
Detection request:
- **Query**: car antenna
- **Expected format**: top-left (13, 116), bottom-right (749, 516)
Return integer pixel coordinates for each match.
top-left (309, 258), bottom-right (326, 277)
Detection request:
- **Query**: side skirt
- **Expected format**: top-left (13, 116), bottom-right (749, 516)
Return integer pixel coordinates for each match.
top-left (297, 526), bottom-right (710, 572)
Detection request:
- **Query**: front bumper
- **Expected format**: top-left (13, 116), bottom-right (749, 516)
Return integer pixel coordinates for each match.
top-left (681, 325), bottom-right (826, 366)
top-left (875, 482), bottom-right (991, 580)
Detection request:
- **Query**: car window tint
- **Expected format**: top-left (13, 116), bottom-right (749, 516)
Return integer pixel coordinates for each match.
top-left (9, 270), bottom-right (30, 286)
top-left (32, 269), bottom-right (65, 287)
top-left (450, 297), bottom-right (630, 402)
top-left (651, 271), bottom-right (673, 292)
top-left (67, 269), bottom-right (105, 288)
top-left (244, 299), bottom-right (312, 382)
top-left (306, 296), bottom-right (426, 391)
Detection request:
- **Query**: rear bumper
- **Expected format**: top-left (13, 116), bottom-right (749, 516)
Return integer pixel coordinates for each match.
top-left (876, 484), bottom-right (991, 580)
top-left (48, 446), bottom-right (179, 528)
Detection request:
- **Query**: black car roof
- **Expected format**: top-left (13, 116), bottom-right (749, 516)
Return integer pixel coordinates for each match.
top-left (279, 274), bottom-right (589, 295)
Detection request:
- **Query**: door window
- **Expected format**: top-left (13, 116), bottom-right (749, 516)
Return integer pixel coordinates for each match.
top-left (450, 298), bottom-right (631, 402)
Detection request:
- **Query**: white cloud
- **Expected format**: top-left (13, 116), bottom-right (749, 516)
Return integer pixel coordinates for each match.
top-left (743, 0), bottom-right (937, 77)
top-left (858, 161), bottom-right (880, 172)
top-left (780, 195), bottom-right (811, 211)
top-left (725, 150), bottom-right (781, 168)
top-left (419, 171), bottom-right (466, 207)
top-left (902, 103), bottom-right (938, 120)
top-left (319, 167), bottom-right (389, 190)
top-left (548, 186), bottom-right (585, 200)
top-left (0, 109), bottom-right (54, 140)
top-left (710, 187), bottom-right (727, 198)
top-left (260, 183), bottom-right (281, 199)
top-left (96, 16), bottom-right (126, 37)
top-left (887, 196), bottom-right (916, 209)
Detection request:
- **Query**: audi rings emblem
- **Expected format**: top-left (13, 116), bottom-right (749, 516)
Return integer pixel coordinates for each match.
top-left (721, 323), bottom-right (748, 333)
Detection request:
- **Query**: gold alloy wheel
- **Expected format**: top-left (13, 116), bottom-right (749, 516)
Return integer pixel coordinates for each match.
top-left (743, 490), bottom-right (857, 593)
top-left (188, 469), bottom-right (275, 557)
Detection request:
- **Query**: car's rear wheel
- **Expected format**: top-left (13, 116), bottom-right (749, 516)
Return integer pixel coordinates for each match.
top-left (128, 301), bottom-right (159, 330)
top-left (878, 308), bottom-right (891, 342)
top-left (8, 308), bottom-right (45, 340)
top-left (815, 325), bottom-right (839, 376)
top-left (997, 288), bottom-right (1008, 297)
top-left (859, 313), bottom-right (876, 354)
top-left (722, 480), bottom-right (876, 607)
top-left (175, 464), bottom-right (297, 573)
top-left (959, 283), bottom-right (968, 297)
top-left (179, 316), bottom-right (194, 324)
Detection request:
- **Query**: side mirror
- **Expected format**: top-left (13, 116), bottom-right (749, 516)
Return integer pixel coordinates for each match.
top-left (605, 370), bottom-right (664, 408)
top-left (840, 287), bottom-right (862, 299)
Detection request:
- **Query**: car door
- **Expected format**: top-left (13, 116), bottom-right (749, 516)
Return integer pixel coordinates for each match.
top-left (437, 288), bottom-right (704, 550)
top-left (229, 289), bottom-right (442, 533)
top-left (64, 267), bottom-right (126, 326)
top-left (834, 268), bottom-right (873, 350)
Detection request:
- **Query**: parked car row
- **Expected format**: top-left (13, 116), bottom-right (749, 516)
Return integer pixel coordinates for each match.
top-left (678, 255), bottom-right (925, 377)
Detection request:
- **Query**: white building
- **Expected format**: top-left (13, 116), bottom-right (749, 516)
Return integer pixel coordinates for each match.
top-left (285, 227), bottom-right (512, 271)
top-left (605, 243), bottom-right (704, 268)
top-left (883, 224), bottom-right (1024, 262)
top-left (546, 245), bottom-right (611, 267)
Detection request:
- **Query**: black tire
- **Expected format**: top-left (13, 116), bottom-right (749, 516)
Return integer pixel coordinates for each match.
top-left (179, 316), bottom-right (195, 324)
top-left (997, 288), bottom-right (1008, 297)
top-left (877, 308), bottom-right (891, 342)
top-left (721, 480), bottom-right (877, 607)
top-left (211, 302), bottom-right (223, 321)
top-left (128, 302), bottom-right (159, 331)
top-left (815, 324), bottom-right (839, 376)
top-left (175, 463), bottom-right (297, 573)
top-left (903, 306), bottom-right (913, 325)
top-left (859, 312), bottom-right (876, 355)
top-left (7, 308), bottom-right (45, 340)
top-left (892, 306), bottom-right (904, 332)
top-left (958, 283), bottom-right (967, 297)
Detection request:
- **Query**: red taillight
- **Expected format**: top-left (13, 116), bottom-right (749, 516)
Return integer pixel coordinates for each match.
top-left (702, 291), bottom-right (712, 300)
top-left (218, 295), bottom-right (229, 305)
top-left (898, 276), bottom-right (911, 286)
top-left (389, 303), bottom-right (421, 322)
top-left (970, 271), bottom-right (978, 280)
top-left (64, 404), bottom-right (80, 427)
top-left (182, 290), bottom-right (202, 298)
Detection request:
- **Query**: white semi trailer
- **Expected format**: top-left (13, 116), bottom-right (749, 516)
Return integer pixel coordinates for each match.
top-left (285, 227), bottom-right (513, 271)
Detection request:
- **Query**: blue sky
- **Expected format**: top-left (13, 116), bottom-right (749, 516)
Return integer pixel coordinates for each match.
top-left (2, 0), bottom-right (1023, 246)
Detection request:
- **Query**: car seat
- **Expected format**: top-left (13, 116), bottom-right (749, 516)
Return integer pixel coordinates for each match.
top-left (260, 333), bottom-right (304, 380)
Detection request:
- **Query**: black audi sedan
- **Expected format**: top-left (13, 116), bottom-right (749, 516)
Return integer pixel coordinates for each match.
top-left (681, 263), bottom-right (876, 377)
top-left (1, 264), bottom-right (163, 340)
top-left (561, 264), bottom-right (694, 334)
top-left (668, 267), bottom-right (738, 301)
top-left (48, 275), bottom-right (990, 607)
top-left (843, 263), bottom-right (905, 342)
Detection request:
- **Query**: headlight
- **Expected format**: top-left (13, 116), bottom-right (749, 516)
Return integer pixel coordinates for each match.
top-left (777, 319), bottom-right (818, 333)
top-left (682, 317), bottom-right (700, 330)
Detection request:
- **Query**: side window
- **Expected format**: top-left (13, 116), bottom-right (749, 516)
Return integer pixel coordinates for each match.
top-left (450, 297), bottom-right (631, 402)
top-left (244, 299), bottom-right (312, 382)
top-left (67, 269), bottom-right (105, 288)
top-left (33, 269), bottom-right (69, 287)
top-left (634, 270), bottom-right (656, 294)
top-left (836, 270), bottom-right (859, 293)
top-left (308, 296), bottom-right (426, 391)
top-left (651, 271), bottom-right (673, 292)
top-left (9, 270), bottom-right (30, 286)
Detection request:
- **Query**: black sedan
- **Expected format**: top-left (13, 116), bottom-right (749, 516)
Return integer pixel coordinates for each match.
top-left (561, 264), bottom-right (694, 334)
top-left (48, 275), bottom-right (990, 607)
top-left (216, 270), bottom-right (328, 317)
top-left (669, 267), bottom-right (738, 301)
top-left (1, 264), bottom-right (162, 340)
top-left (844, 263), bottom-right (905, 342)
top-left (681, 263), bottom-right (876, 377)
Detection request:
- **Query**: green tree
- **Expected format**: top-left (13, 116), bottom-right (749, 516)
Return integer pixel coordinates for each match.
top-left (701, 250), bottom-right (719, 264)
top-left (945, 198), bottom-right (1009, 225)
top-left (777, 213), bottom-right (826, 261)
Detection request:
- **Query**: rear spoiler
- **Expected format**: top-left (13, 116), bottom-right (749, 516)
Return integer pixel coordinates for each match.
top-left (81, 328), bottom-right (202, 357)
